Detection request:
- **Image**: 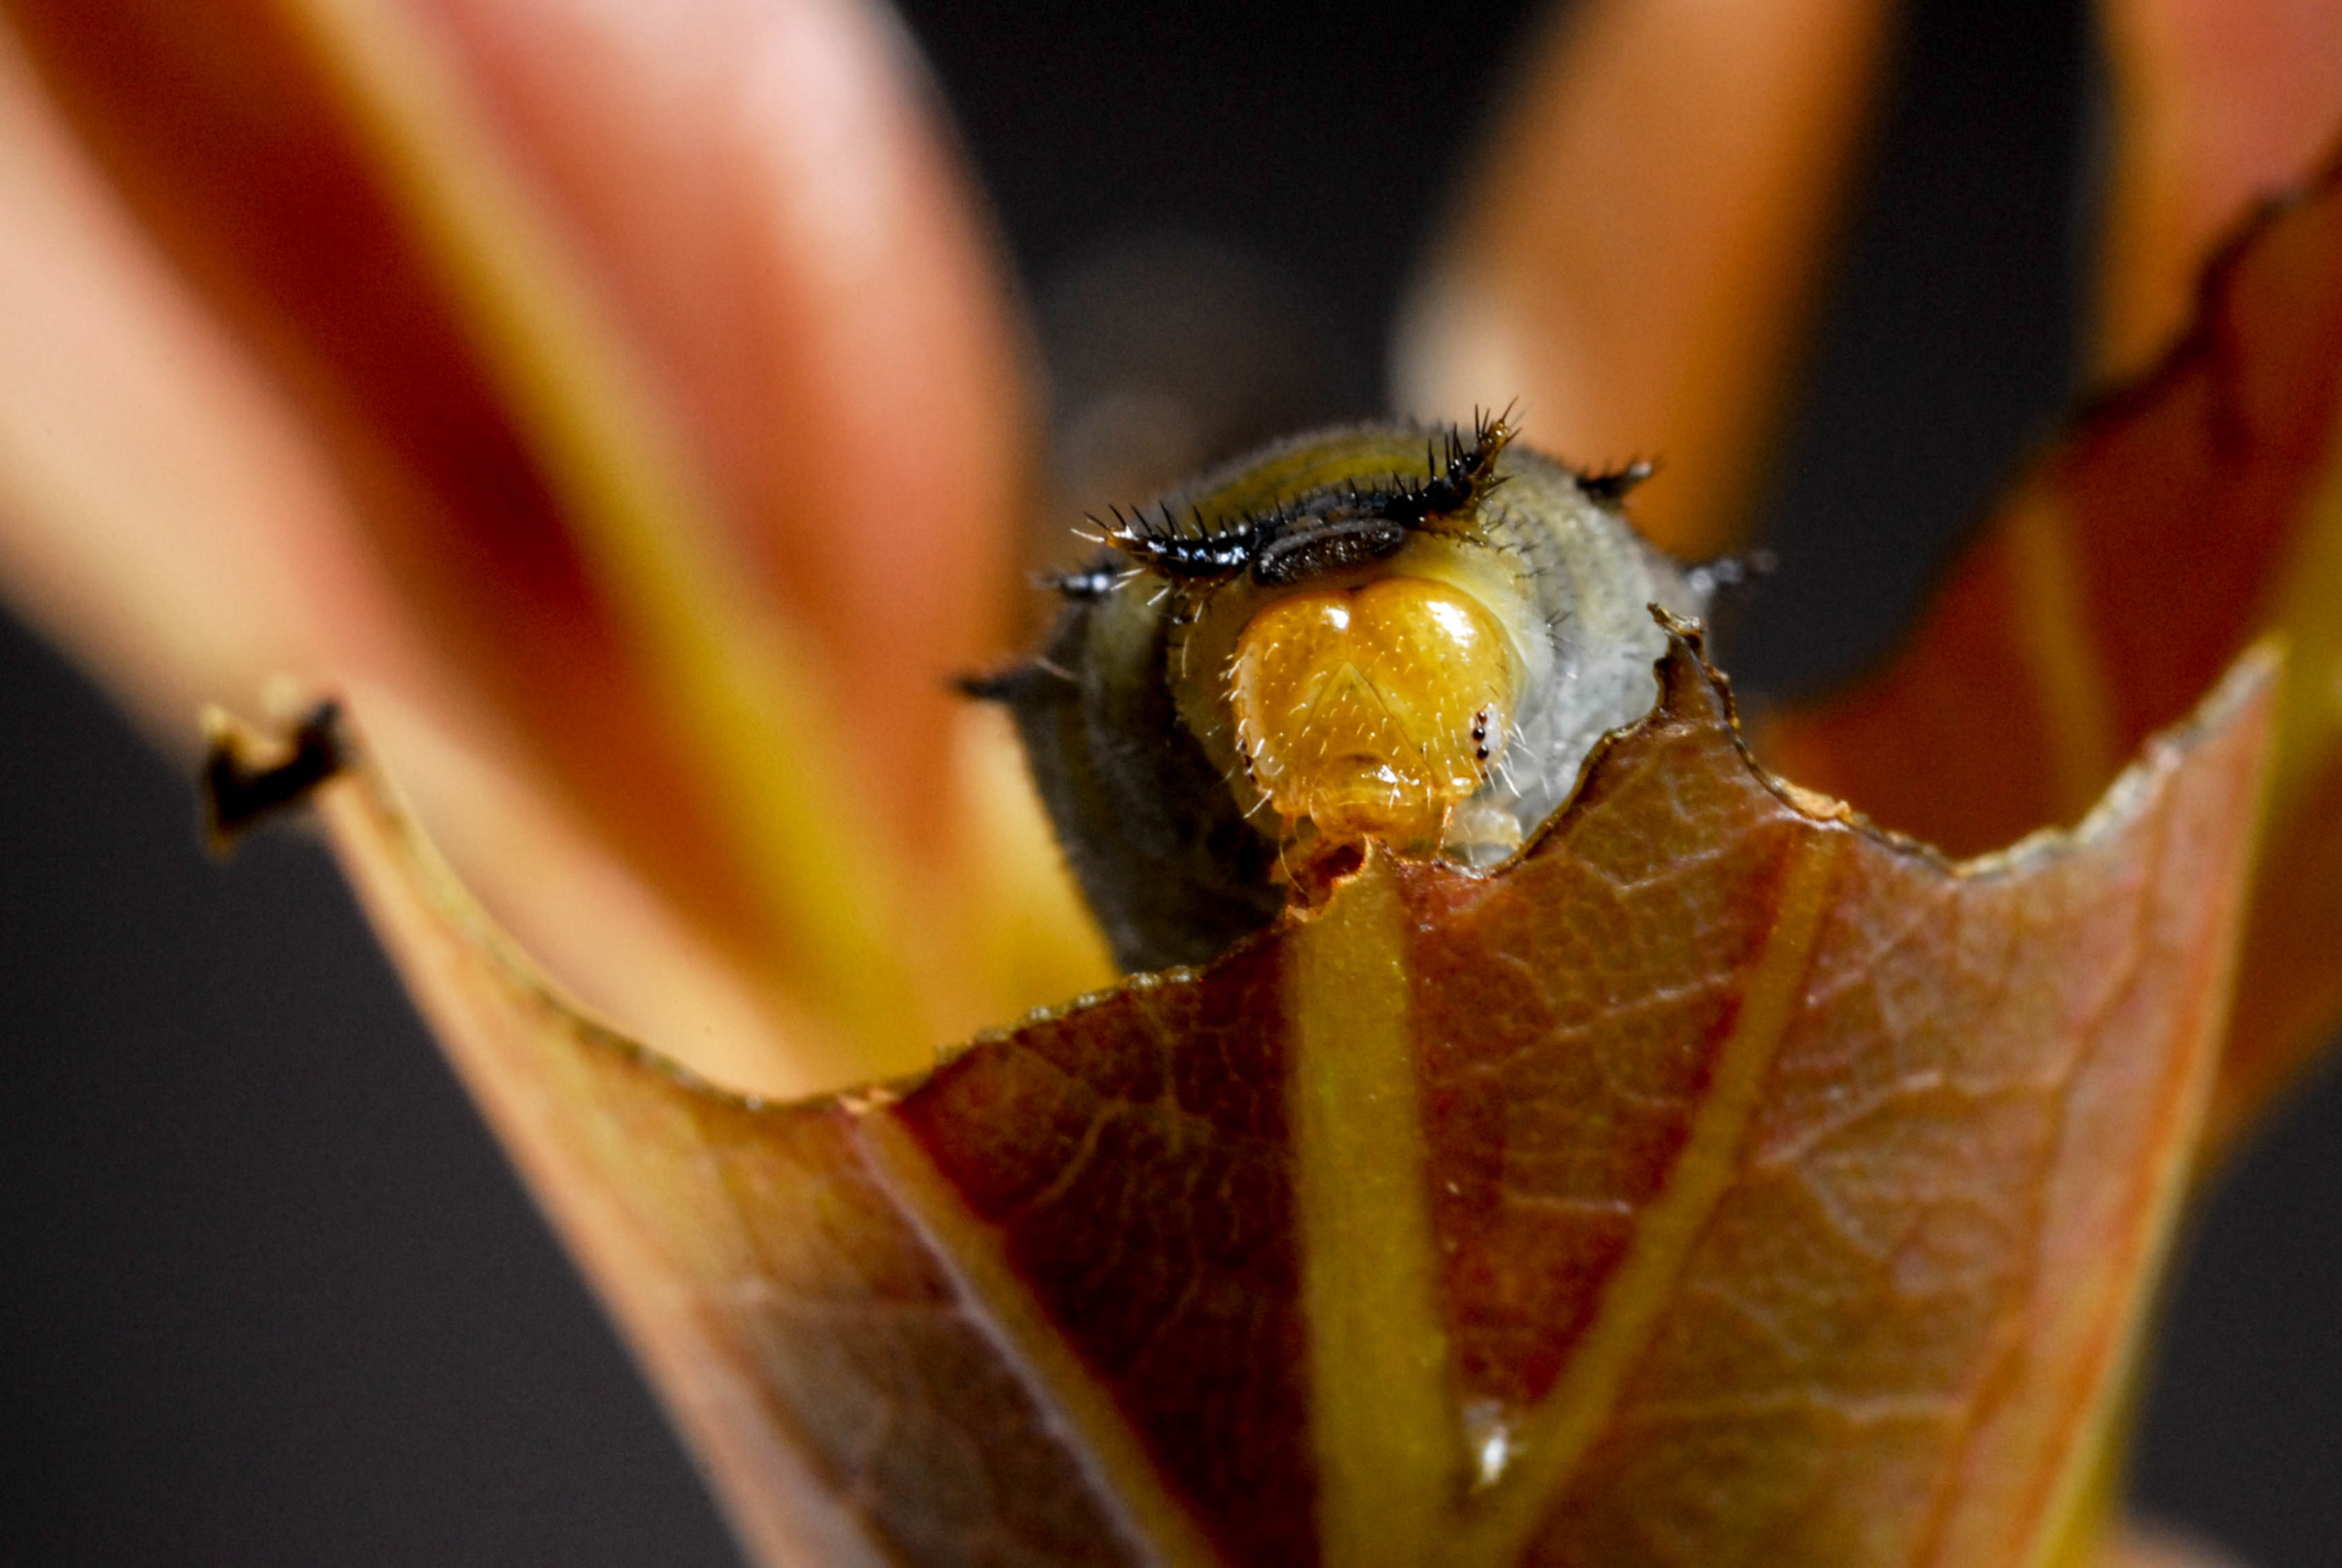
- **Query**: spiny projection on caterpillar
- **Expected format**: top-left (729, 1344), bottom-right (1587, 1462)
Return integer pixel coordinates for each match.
top-left (968, 411), bottom-right (1727, 974)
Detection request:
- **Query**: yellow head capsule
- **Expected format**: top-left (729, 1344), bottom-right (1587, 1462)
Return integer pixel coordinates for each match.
top-left (1229, 576), bottom-right (1513, 845)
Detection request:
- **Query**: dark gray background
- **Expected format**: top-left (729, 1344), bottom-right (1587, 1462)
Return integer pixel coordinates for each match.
top-left (5, 0), bottom-right (2339, 1562)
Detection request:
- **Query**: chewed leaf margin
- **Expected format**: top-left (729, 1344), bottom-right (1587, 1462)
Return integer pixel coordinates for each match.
top-left (231, 621), bottom-right (2279, 1567)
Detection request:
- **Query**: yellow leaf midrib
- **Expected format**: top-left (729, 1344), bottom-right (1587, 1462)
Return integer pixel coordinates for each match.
top-left (855, 1112), bottom-right (1228, 1568)
top-left (1290, 850), bottom-right (1458, 1568)
top-left (1442, 829), bottom-right (1847, 1566)
top-left (267, 0), bottom-right (929, 1081)
top-left (2255, 396), bottom-right (2342, 832)
top-left (2004, 488), bottom-right (2123, 824)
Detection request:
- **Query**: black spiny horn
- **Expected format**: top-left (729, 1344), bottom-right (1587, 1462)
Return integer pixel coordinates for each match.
top-left (1578, 457), bottom-right (1655, 503)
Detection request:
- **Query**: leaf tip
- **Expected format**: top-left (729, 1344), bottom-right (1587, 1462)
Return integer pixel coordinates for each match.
top-left (197, 694), bottom-right (351, 857)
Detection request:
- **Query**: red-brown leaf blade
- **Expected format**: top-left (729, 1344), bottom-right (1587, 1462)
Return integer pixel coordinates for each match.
top-left (2, 0), bottom-right (1014, 1078)
top-left (1762, 139), bottom-right (2342, 1143)
top-left (309, 629), bottom-right (2274, 1565)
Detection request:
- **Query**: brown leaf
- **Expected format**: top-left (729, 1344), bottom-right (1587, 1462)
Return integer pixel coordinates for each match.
top-left (1, 0), bottom-right (1032, 1080)
top-left (1, 0), bottom-right (753, 938)
top-left (2095, 0), bottom-right (2342, 380)
top-left (1395, 0), bottom-right (1890, 559)
top-left (1761, 137), bottom-right (2342, 1146)
top-left (300, 626), bottom-right (2274, 1565)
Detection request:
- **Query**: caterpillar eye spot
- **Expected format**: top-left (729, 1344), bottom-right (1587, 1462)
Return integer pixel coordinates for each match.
top-left (988, 416), bottom-right (1710, 972)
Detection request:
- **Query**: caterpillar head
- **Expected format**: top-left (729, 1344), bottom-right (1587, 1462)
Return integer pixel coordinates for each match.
top-left (970, 415), bottom-right (1707, 972)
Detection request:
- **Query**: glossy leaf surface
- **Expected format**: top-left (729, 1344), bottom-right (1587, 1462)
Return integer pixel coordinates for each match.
top-left (300, 629), bottom-right (2274, 1566)
top-left (1761, 143), bottom-right (2342, 1144)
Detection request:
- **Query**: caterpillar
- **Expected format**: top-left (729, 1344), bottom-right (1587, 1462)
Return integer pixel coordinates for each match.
top-left (967, 414), bottom-right (1710, 973)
